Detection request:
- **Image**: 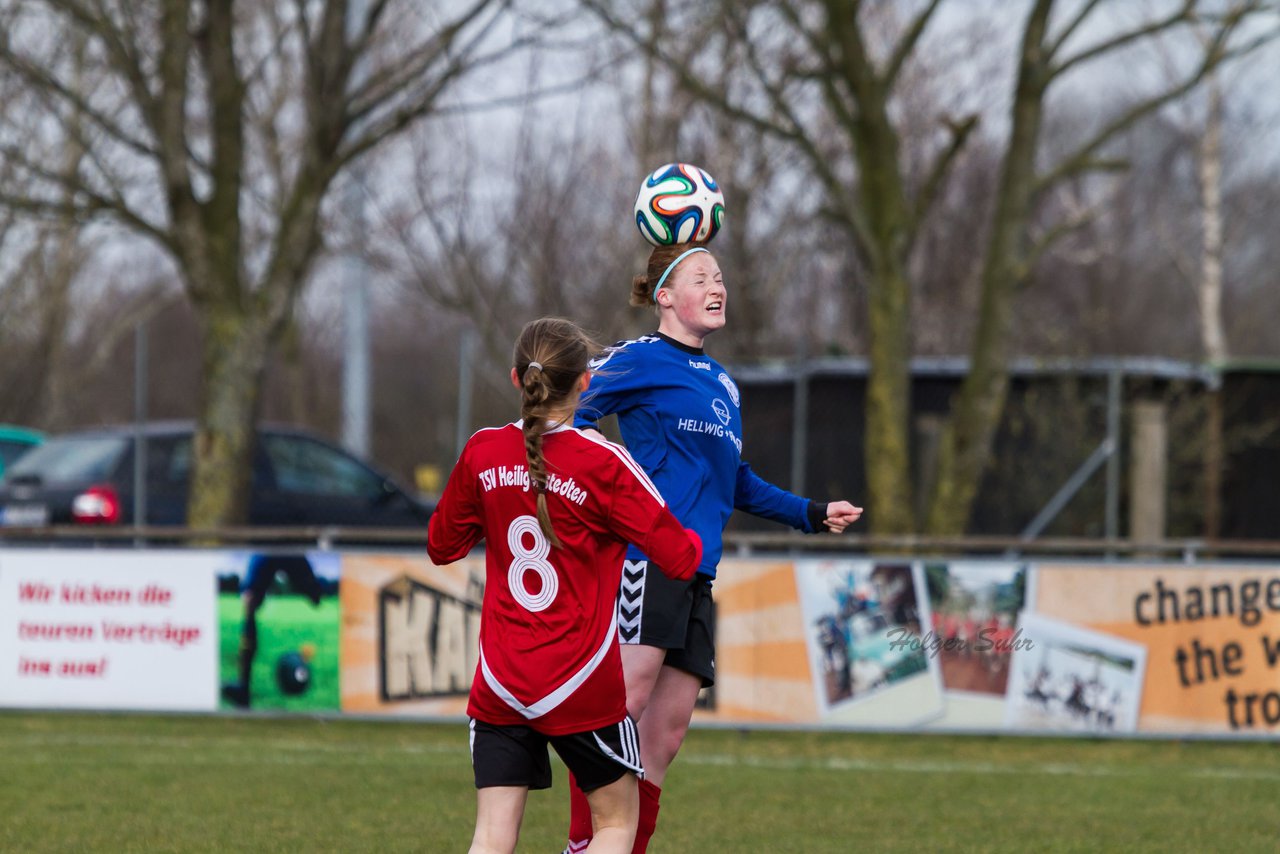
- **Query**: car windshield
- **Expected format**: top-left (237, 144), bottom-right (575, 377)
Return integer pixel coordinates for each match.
top-left (0, 439), bottom-right (39, 471)
top-left (6, 436), bottom-right (127, 483)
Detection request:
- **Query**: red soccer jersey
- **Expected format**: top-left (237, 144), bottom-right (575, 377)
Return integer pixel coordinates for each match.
top-left (427, 422), bottom-right (702, 735)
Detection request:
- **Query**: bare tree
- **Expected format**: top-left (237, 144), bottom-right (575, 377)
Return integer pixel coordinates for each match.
top-left (366, 89), bottom-right (642, 373)
top-left (580, 0), bottom-right (1275, 534)
top-left (0, 0), bottom-right (525, 528)
top-left (1143, 11), bottom-right (1280, 536)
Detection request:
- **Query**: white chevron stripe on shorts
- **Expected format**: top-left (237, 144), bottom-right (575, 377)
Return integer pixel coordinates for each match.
top-left (593, 716), bottom-right (645, 779)
top-left (618, 560), bottom-right (646, 644)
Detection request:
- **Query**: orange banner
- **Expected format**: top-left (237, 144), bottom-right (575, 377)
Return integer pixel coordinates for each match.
top-left (1031, 564), bottom-right (1280, 734)
top-left (340, 554), bottom-right (484, 716)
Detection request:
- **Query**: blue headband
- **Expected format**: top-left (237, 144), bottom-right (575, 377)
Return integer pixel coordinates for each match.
top-left (652, 247), bottom-right (709, 300)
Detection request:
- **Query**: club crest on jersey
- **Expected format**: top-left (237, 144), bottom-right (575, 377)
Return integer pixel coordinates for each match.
top-left (718, 372), bottom-right (739, 407)
top-left (712, 398), bottom-right (731, 426)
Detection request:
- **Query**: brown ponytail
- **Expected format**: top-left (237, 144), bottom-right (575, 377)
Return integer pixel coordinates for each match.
top-left (512, 317), bottom-right (598, 548)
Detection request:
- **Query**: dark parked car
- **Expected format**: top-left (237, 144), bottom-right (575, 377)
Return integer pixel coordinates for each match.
top-left (0, 421), bottom-right (432, 529)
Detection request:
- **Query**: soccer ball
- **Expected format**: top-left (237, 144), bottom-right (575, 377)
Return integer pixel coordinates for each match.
top-left (634, 163), bottom-right (725, 246)
top-left (276, 650), bottom-right (313, 695)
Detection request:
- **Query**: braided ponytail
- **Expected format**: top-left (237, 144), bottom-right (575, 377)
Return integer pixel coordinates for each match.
top-left (512, 318), bottom-right (597, 548)
top-left (519, 363), bottom-right (558, 547)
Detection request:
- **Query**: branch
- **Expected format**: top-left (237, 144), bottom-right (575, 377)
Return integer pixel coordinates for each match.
top-left (345, 0), bottom-right (501, 122)
top-left (883, 0), bottom-right (943, 89)
top-left (910, 113), bottom-right (978, 238)
top-left (0, 187), bottom-right (166, 250)
top-left (240, 4), bottom-right (298, 95)
top-left (581, 0), bottom-right (797, 142)
top-left (1049, 0), bottom-right (1196, 80)
top-left (60, 0), bottom-right (160, 131)
top-left (320, 0), bottom-right (515, 171)
top-left (336, 48), bottom-right (480, 168)
top-left (772, 3), bottom-right (864, 158)
top-left (153, 0), bottom-right (196, 215)
top-left (722, 3), bottom-right (880, 250)
top-left (433, 56), bottom-right (622, 115)
top-left (0, 41), bottom-right (158, 161)
top-left (1216, 23), bottom-right (1280, 64)
top-left (292, 0), bottom-right (313, 52)
top-left (1036, 14), bottom-right (1250, 193)
top-left (1045, 0), bottom-right (1105, 61)
top-left (1014, 208), bottom-right (1098, 286)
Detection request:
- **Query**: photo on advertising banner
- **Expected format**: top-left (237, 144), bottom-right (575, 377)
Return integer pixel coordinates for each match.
top-left (217, 550), bottom-right (341, 713)
top-left (925, 561), bottom-right (1028, 698)
top-left (1004, 612), bottom-right (1146, 733)
top-left (796, 559), bottom-right (943, 727)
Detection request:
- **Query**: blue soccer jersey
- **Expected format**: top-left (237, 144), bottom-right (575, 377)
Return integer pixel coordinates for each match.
top-left (575, 332), bottom-right (818, 578)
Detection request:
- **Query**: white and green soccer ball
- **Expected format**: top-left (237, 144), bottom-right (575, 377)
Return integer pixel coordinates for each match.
top-left (633, 162), bottom-right (725, 246)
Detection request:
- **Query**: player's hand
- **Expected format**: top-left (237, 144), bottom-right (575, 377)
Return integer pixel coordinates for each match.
top-left (823, 501), bottom-right (863, 533)
top-left (581, 428), bottom-right (605, 441)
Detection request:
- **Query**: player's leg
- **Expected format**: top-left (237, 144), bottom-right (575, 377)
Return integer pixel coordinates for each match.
top-left (566, 563), bottom-right (693, 852)
top-left (222, 589), bottom-right (264, 707)
top-left (616, 561), bottom-right (695, 719)
top-left (469, 719), bottom-right (552, 854)
top-left (620, 643), bottom-right (667, 720)
top-left (626, 578), bottom-right (716, 853)
top-left (643, 575), bottom-right (716, 785)
top-left (553, 717), bottom-right (643, 854)
top-left (583, 774), bottom-right (638, 853)
top-left (222, 555), bottom-right (275, 707)
top-left (470, 786), bottom-right (528, 854)
top-left (279, 554), bottom-right (323, 606)
top-left (566, 664), bottom-right (658, 851)
top-left (634, 664), bottom-right (702, 786)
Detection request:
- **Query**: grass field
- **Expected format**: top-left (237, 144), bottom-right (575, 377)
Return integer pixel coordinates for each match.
top-left (3, 711), bottom-right (1279, 852)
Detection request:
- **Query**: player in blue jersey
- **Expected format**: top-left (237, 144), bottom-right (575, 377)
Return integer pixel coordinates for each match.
top-left (563, 242), bottom-right (863, 853)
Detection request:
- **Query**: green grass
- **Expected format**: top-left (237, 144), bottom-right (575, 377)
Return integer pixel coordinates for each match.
top-left (217, 593), bottom-right (340, 712)
top-left (2, 711), bottom-right (1279, 852)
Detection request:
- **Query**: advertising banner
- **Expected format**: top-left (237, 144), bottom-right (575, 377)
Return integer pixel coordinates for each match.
top-left (689, 559), bottom-right (818, 724)
top-left (1027, 563), bottom-right (1280, 735)
top-left (8, 546), bottom-right (1280, 739)
top-left (339, 553), bottom-right (483, 717)
top-left (0, 550), bottom-right (220, 711)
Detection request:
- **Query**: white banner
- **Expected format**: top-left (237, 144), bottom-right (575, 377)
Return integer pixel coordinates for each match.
top-left (0, 550), bottom-right (222, 711)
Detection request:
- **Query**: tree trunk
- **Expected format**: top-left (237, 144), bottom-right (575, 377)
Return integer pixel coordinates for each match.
top-left (924, 0), bottom-right (1052, 535)
top-left (1198, 77), bottom-right (1226, 540)
top-left (826, 0), bottom-right (918, 535)
top-left (864, 263), bottom-right (915, 534)
top-left (187, 306), bottom-right (271, 530)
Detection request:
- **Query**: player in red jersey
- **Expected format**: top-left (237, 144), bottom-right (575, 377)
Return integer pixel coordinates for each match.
top-left (428, 317), bottom-right (703, 854)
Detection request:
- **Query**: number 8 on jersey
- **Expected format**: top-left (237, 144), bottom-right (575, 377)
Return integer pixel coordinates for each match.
top-left (507, 515), bottom-right (559, 612)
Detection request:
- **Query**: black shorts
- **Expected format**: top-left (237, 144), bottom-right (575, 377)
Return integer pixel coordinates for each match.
top-left (618, 561), bottom-right (716, 688)
top-left (240, 553), bottom-right (321, 605)
top-left (469, 717), bottom-right (643, 793)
